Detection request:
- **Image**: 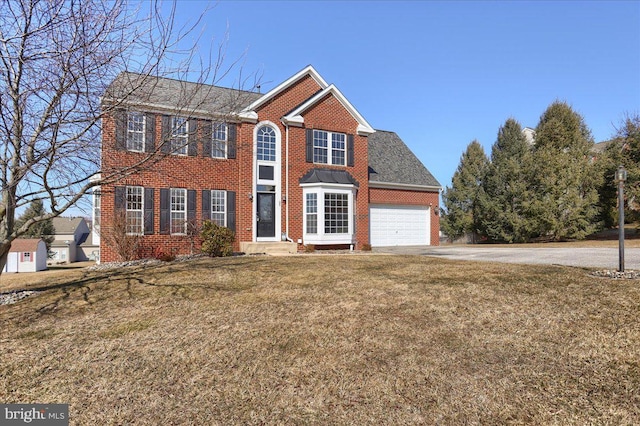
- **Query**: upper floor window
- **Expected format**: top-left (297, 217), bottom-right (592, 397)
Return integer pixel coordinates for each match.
top-left (212, 123), bottom-right (227, 158)
top-left (126, 186), bottom-right (143, 235)
top-left (170, 117), bottom-right (189, 155)
top-left (257, 126), bottom-right (276, 161)
top-left (127, 112), bottom-right (145, 152)
top-left (313, 130), bottom-right (346, 166)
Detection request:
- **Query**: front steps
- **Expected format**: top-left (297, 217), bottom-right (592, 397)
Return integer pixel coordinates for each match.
top-left (240, 242), bottom-right (298, 255)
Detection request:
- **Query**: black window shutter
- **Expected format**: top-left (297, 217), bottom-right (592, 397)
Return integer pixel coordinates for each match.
top-left (145, 113), bottom-right (156, 153)
top-left (144, 188), bottom-right (154, 235)
top-left (347, 134), bottom-right (355, 167)
top-left (187, 190), bottom-right (196, 222)
top-left (227, 191), bottom-right (236, 233)
top-left (202, 121), bottom-right (212, 158)
top-left (202, 190), bottom-right (211, 221)
top-left (227, 123), bottom-right (237, 159)
top-left (114, 186), bottom-right (126, 210)
top-left (159, 188), bottom-right (170, 235)
top-left (305, 129), bottom-right (313, 163)
top-left (188, 119), bottom-right (198, 156)
top-left (160, 115), bottom-right (171, 153)
top-left (114, 110), bottom-right (127, 150)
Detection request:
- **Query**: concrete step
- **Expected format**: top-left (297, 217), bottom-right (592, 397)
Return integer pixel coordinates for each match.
top-left (240, 242), bottom-right (298, 255)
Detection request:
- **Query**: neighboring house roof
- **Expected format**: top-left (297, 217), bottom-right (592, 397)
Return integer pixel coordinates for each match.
top-left (368, 130), bottom-right (441, 190)
top-left (103, 72), bottom-right (262, 119)
top-left (52, 217), bottom-right (86, 235)
top-left (79, 231), bottom-right (97, 248)
top-left (300, 169), bottom-right (359, 186)
top-left (9, 239), bottom-right (42, 253)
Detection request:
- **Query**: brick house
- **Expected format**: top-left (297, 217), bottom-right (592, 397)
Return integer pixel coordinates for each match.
top-left (97, 66), bottom-right (441, 262)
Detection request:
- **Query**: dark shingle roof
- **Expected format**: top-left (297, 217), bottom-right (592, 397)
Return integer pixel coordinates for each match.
top-left (368, 130), bottom-right (441, 188)
top-left (104, 72), bottom-right (262, 116)
top-left (299, 169), bottom-right (359, 186)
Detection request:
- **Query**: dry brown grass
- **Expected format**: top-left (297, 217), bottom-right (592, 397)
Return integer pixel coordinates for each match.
top-left (1, 255), bottom-right (639, 424)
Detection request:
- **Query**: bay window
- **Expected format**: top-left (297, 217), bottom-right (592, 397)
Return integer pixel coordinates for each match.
top-left (302, 184), bottom-right (356, 244)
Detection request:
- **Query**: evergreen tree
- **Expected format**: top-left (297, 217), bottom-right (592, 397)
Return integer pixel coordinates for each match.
top-left (14, 200), bottom-right (55, 251)
top-left (529, 101), bottom-right (601, 240)
top-left (442, 140), bottom-right (489, 242)
top-left (476, 118), bottom-right (534, 242)
top-left (599, 114), bottom-right (640, 226)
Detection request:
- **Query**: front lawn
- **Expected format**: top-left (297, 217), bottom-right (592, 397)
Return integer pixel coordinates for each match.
top-left (1, 255), bottom-right (638, 424)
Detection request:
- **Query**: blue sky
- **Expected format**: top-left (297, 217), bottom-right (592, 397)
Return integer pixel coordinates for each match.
top-left (172, 0), bottom-right (639, 189)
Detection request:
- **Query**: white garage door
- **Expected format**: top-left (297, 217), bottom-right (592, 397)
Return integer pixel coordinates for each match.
top-left (370, 205), bottom-right (430, 246)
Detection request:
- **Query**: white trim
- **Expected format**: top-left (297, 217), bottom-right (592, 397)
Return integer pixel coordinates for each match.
top-left (241, 66), bottom-right (329, 117)
top-left (302, 184), bottom-right (356, 245)
top-left (369, 181), bottom-right (442, 192)
top-left (253, 121), bottom-right (282, 242)
top-left (281, 85), bottom-right (375, 136)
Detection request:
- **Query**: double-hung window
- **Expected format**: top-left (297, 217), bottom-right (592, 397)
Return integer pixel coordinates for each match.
top-left (170, 188), bottom-right (187, 234)
top-left (212, 123), bottom-right (227, 158)
top-left (306, 193), bottom-right (318, 234)
top-left (126, 186), bottom-right (144, 235)
top-left (127, 112), bottom-right (145, 152)
top-left (210, 190), bottom-right (226, 226)
top-left (313, 130), bottom-right (346, 166)
top-left (170, 117), bottom-right (189, 155)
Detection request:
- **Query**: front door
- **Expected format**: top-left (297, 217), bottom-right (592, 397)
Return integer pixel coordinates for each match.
top-left (257, 192), bottom-right (276, 238)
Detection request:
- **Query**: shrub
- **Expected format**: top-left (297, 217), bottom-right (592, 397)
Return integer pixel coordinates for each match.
top-left (304, 244), bottom-right (315, 253)
top-left (152, 246), bottom-right (175, 262)
top-left (200, 221), bottom-right (235, 257)
top-left (361, 243), bottom-right (372, 252)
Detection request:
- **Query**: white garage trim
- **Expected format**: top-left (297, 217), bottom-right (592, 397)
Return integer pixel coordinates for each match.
top-left (370, 204), bottom-right (430, 247)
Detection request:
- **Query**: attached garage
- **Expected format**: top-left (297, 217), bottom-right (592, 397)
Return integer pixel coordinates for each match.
top-left (368, 130), bottom-right (442, 247)
top-left (369, 205), bottom-right (430, 246)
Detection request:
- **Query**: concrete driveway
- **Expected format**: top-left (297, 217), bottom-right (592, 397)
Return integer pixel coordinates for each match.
top-left (373, 245), bottom-right (640, 270)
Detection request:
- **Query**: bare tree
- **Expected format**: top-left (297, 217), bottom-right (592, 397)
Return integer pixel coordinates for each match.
top-left (0, 0), bottom-right (257, 274)
top-left (101, 210), bottom-right (141, 262)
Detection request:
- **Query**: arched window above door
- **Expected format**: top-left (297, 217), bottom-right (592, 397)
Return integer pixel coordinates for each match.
top-left (257, 125), bottom-right (276, 161)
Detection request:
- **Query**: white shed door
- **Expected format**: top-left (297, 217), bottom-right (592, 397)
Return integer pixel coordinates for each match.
top-left (370, 205), bottom-right (430, 246)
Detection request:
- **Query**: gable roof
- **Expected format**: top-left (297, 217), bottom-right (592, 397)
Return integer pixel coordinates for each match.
top-left (240, 65), bottom-right (375, 135)
top-left (368, 130), bottom-right (441, 190)
top-left (282, 84), bottom-right (375, 136)
top-left (239, 65), bottom-right (328, 121)
top-left (52, 217), bottom-right (86, 235)
top-left (103, 72), bottom-right (262, 119)
top-left (9, 239), bottom-right (43, 253)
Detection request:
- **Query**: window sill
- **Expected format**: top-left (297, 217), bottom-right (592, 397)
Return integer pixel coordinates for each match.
top-left (303, 234), bottom-right (355, 245)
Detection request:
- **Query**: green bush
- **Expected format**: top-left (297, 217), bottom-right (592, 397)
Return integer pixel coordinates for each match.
top-left (200, 221), bottom-right (235, 257)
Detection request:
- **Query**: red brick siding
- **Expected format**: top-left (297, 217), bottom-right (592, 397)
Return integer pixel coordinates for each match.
top-left (369, 187), bottom-right (440, 246)
top-left (272, 93), bottom-right (370, 249)
top-left (100, 72), bottom-right (438, 260)
top-left (101, 114), bottom-right (245, 262)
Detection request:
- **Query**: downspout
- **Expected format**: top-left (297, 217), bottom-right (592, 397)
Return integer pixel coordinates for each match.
top-left (284, 121), bottom-right (290, 239)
